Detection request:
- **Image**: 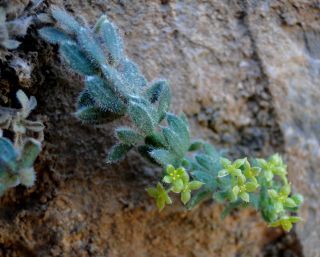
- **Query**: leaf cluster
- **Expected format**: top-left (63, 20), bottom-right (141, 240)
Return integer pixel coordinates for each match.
top-left (0, 6), bottom-right (32, 51)
top-left (0, 90), bottom-right (43, 195)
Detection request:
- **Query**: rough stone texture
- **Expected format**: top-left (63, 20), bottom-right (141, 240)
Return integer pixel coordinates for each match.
top-left (0, 0), bottom-right (319, 256)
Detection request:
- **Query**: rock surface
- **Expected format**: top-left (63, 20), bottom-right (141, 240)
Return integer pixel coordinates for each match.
top-left (0, 0), bottom-right (319, 256)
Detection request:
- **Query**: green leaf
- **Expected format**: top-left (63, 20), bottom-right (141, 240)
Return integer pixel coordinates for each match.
top-left (77, 89), bottom-right (95, 108)
top-left (203, 143), bottom-right (219, 159)
top-left (191, 170), bottom-right (215, 188)
top-left (128, 101), bottom-right (155, 135)
top-left (77, 28), bottom-right (106, 66)
top-left (280, 220), bottom-right (292, 232)
top-left (172, 179), bottom-right (184, 193)
top-left (157, 80), bottom-right (171, 121)
top-left (137, 145), bottom-right (157, 164)
top-left (19, 168), bottom-right (36, 187)
top-left (245, 181), bottom-right (258, 192)
top-left (239, 192), bottom-right (250, 202)
top-left (106, 144), bottom-right (132, 163)
top-left (101, 65), bottom-right (127, 99)
top-left (1, 40), bottom-right (21, 49)
top-left (85, 76), bottom-right (125, 113)
top-left (195, 154), bottom-right (214, 171)
top-left (120, 59), bottom-right (147, 89)
top-left (233, 158), bottom-right (246, 168)
top-left (188, 140), bottom-right (204, 152)
top-left (179, 113), bottom-right (189, 127)
top-left (38, 27), bottom-right (72, 44)
top-left (284, 198), bottom-right (297, 208)
top-left (264, 169), bottom-right (273, 181)
top-left (145, 131), bottom-right (166, 148)
top-left (100, 19), bottom-right (123, 65)
top-left (166, 113), bottom-right (189, 150)
top-left (0, 137), bottom-right (18, 165)
top-left (18, 139), bottom-right (41, 169)
top-left (75, 106), bottom-right (122, 124)
top-left (218, 169), bottom-right (229, 178)
top-left (145, 80), bottom-right (167, 103)
top-left (181, 190), bottom-right (191, 205)
top-left (162, 175), bottom-right (172, 184)
top-left (188, 181), bottom-right (204, 190)
top-left (60, 42), bottom-right (95, 75)
top-left (162, 127), bottom-right (185, 158)
top-left (186, 189), bottom-right (212, 210)
top-left (116, 127), bottom-right (144, 146)
top-left (291, 194), bottom-right (303, 205)
top-left (149, 149), bottom-right (177, 167)
top-left (51, 6), bottom-right (81, 33)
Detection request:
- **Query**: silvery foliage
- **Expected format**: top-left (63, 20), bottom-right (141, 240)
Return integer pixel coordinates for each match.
top-left (0, 6), bottom-right (32, 51)
top-left (0, 90), bottom-right (43, 196)
top-left (38, 7), bottom-right (303, 231)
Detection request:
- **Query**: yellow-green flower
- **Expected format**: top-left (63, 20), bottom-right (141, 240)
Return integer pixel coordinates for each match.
top-left (146, 183), bottom-right (172, 211)
top-left (163, 165), bottom-right (189, 193)
top-left (181, 180), bottom-right (204, 205)
top-left (218, 157), bottom-right (246, 182)
top-left (257, 154), bottom-right (287, 182)
top-left (268, 184), bottom-right (297, 213)
top-left (269, 215), bottom-right (302, 232)
top-left (243, 159), bottom-right (261, 181)
top-left (230, 178), bottom-right (259, 202)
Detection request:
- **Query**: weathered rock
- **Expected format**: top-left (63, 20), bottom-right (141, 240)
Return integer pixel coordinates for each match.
top-left (0, 0), bottom-right (319, 256)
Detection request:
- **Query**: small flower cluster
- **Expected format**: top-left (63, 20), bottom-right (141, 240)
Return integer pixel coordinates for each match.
top-left (147, 165), bottom-right (203, 210)
top-left (217, 154), bottom-right (303, 231)
top-left (218, 158), bottom-right (259, 203)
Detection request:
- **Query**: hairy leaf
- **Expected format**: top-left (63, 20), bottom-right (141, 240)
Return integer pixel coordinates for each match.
top-left (149, 149), bottom-right (177, 167)
top-left (18, 139), bottom-right (41, 169)
top-left (128, 101), bottom-right (155, 135)
top-left (77, 28), bottom-right (106, 66)
top-left (51, 6), bottom-right (81, 33)
top-left (60, 42), bottom-right (95, 75)
top-left (116, 127), bottom-right (144, 146)
top-left (38, 27), bottom-right (72, 44)
top-left (107, 144), bottom-right (131, 163)
top-left (100, 19), bottom-right (123, 65)
top-left (85, 76), bottom-right (125, 113)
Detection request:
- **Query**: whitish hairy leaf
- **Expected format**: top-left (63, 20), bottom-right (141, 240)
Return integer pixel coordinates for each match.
top-left (18, 139), bottom-right (41, 169)
top-left (162, 127), bottom-right (185, 158)
top-left (116, 127), bottom-right (144, 146)
top-left (1, 39), bottom-right (21, 49)
top-left (77, 28), bottom-right (105, 66)
top-left (149, 149), bottom-right (177, 167)
top-left (188, 140), bottom-right (204, 152)
top-left (195, 154), bottom-right (214, 171)
top-left (75, 106), bottom-right (122, 124)
top-left (60, 42), bottom-right (95, 75)
top-left (166, 113), bottom-right (189, 151)
top-left (0, 137), bottom-right (18, 173)
top-left (19, 167), bottom-right (36, 187)
top-left (157, 80), bottom-right (171, 121)
top-left (100, 19), bottom-right (123, 65)
top-left (85, 76), bottom-right (125, 114)
top-left (107, 144), bottom-right (131, 163)
top-left (77, 89), bottom-right (95, 108)
top-left (120, 59), bottom-right (147, 90)
top-left (39, 27), bottom-right (72, 44)
top-left (51, 6), bottom-right (81, 33)
top-left (101, 65), bottom-right (127, 99)
top-left (128, 101), bottom-right (155, 135)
